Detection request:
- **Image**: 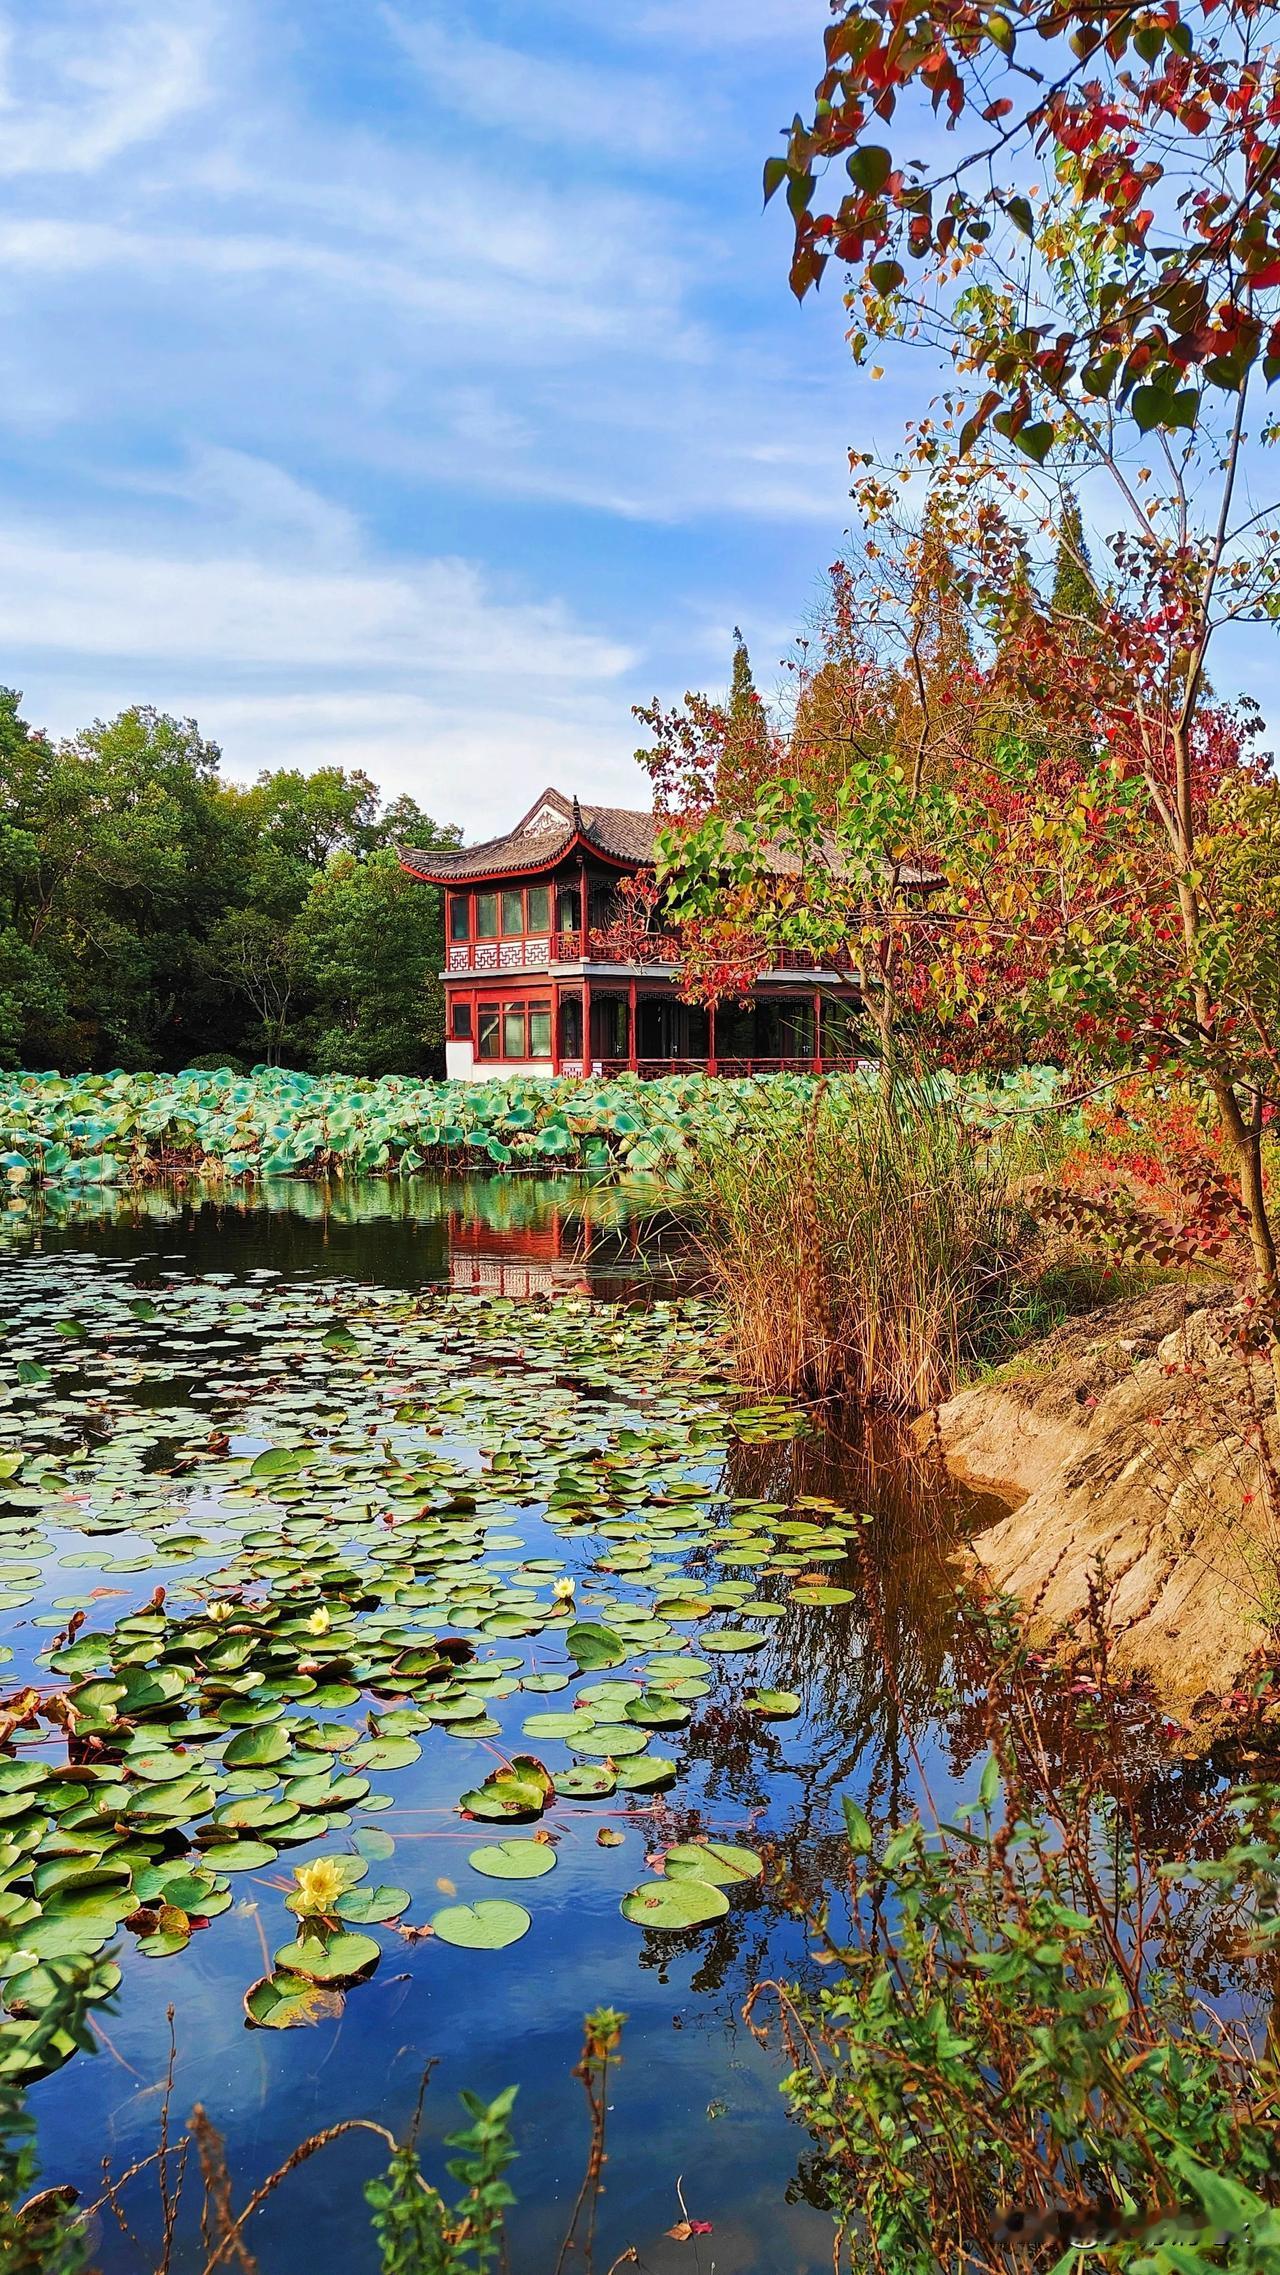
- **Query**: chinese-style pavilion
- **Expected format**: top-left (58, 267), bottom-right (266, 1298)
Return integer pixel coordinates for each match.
top-left (398, 785), bottom-right (868, 1080)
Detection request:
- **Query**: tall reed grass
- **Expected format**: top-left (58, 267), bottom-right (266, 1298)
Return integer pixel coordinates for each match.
top-left (684, 1080), bottom-right (1025, 1409)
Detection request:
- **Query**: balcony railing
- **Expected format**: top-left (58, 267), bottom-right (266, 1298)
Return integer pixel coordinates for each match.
top-left (590, 1055), bottom-right (823, 1079)
top-left (550, 929), bottom-right (681, 965)
top-left (447, 932), bottom-right (858, 975)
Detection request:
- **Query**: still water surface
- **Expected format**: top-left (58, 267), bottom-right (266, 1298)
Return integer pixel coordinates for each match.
top-left (6, 1176), bottom-right (1011, 2273)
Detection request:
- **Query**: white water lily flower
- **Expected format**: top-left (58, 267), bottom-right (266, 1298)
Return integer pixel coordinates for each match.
top-left (552, 1575), bottom-right (576, 1601)
top-left (306, 1606), bottom-right (332, 1636)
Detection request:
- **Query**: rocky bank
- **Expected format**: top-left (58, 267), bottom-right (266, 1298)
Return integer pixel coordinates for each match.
top-left (917, 1287), bottom-right (1279, 1722)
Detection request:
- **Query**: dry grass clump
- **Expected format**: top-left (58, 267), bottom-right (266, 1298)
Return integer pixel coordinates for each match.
top-left (686, 1080), bottom-right (1025, 1409)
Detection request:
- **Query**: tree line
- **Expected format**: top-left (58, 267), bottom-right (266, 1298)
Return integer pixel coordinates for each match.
top-left (0, 691), bottom-right (459, 1075)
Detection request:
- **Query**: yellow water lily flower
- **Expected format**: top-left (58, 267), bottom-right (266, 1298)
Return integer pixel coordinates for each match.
top-left (289, 1856), bottom-right (346, 1916)
top-left (552, 1575), bottom-right (575, 1601)
top-left (306, 1606), bottom-right (332, 1636)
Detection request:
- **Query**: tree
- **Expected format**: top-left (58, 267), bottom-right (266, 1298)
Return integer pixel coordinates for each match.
top-left (1050, 496), bottom-right (1102, 631)
top-left (292, 848), bottom-right (451, 1077)
top-left (0, 691), bottom-right (462, 1074)
top-left (655, 0), bottom-right (1280, 1398)
top-left (717, 631), bottom-right (776, 812)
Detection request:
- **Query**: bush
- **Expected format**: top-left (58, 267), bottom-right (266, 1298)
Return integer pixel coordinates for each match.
top-left (748, 1611), bottom-right (1280, 2274)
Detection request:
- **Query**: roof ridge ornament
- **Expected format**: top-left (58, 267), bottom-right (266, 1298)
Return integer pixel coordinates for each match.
top-left (572, 794), bottom-right (583, 830)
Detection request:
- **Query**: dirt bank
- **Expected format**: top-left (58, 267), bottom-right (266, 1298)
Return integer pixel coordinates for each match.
top-left (915, 1288), bottom-right (1279, 1722)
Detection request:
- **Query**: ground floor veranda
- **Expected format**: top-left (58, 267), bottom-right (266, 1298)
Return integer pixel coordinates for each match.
top-left (443, 974), bottom-right (868, 1080)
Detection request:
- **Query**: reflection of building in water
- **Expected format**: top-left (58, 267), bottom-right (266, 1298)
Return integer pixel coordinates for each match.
top-left (447, 1203), bottom-right (594, 1297)
top-left (446, 1188), bottom-right (677, 1298)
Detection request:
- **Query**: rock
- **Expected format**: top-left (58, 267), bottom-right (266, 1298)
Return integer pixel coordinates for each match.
top-left (915, 1288), bottom-right (1278, 1714)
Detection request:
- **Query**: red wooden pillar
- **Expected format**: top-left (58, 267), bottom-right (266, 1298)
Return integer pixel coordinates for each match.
top-left (577, 854), bottom-right (588, 960)
top-left (551, 981), bottom-right (561, 1075)
top-left (813, 988), bottom-right (823, 1073)
top-left (583, 976), bottom-right (592, 1071)
top-left (707, 999), bottom-right (717, 1076)
top-left (627, 978), bottom-right (638, 1072)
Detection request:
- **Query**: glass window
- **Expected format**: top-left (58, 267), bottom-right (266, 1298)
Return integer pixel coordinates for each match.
top-left (526, 884), bottom-right (550, 933)
top-left (528, 1004), bottom-right (552, 1058)
top-left (450, 1000), bottom-right (472, 1040)
top-left (556, 889), bottom-right (580, 934)
top-left (501, 889), bottom-right (524, 936)
top-left (503, 1005), bottom-right (526, 1058)
top-left (449, 894), bottom-right (470, 942)
top-left (475, 893), bottom-right (498, 939)
top-left (478, 1004), bottom-right (500, 1059)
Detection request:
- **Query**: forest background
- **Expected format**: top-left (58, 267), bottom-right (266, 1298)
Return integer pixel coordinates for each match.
top-left (0, 692), bottom-right (459, 1077)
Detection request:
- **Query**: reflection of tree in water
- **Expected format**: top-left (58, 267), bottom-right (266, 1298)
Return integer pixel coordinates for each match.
top-left (629, 1420), bottom-right (987, 2020)
top-left (630, 1413), bottom-right (1273, 2068)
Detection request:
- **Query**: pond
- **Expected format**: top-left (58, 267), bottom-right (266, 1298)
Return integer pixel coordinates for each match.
top-left (3, 1175), bottom-right (1033, 2272)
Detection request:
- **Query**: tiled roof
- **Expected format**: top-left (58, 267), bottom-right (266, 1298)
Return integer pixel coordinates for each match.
top-left (398, 786), bottom-right (656, 881)
top-left (399, 785), bottom-right (939, 888)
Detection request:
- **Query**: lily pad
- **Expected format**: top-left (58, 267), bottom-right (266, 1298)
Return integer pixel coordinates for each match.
top-left (244, 1972), bottom-right (346, 2029)
top-left (431, 1899), bottom-right (531, 1950)
top-left (663, 1840), bottom-right (763, 1887)
top-left (274, 1929), bottom-right (381, 1984)
top-left (467, 1841), bottom-right (557, 1881)
top-left (620, 1879), bottom-right (729, 1931)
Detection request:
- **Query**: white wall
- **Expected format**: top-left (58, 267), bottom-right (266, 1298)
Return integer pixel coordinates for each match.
top-left (444, 1041), bottom-right (560, 1082)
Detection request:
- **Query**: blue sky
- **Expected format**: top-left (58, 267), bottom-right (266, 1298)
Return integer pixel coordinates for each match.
top-left (0, 0), bottom-right (884, 837)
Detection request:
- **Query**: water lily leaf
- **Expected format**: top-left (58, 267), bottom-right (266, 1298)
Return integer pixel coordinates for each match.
top-left (553, 1765), bottom-right (615, 1798)
top-left (611, 1756), bottom-right (678, 1792)
top-left (620, 1879), bottom-right (729, 1931)
top-left (430, 1899), bottom-right (531, 1950)
top-left (743, 1689), bottom-right (801, 1718)
top-left (222, 1723), bottom-right (290, 1768)
top-left (467, 1841), bottom-right (556, 1881)
top-left (244, 1972), bottom-right (346, 2030)
top-left (569, 1725), bottom-right (650, 1759)
top-left (663, 1840), bottom-right (763, 1887)
top-left (698, 1630), bottom-right (765, 1653)
top-left (250, 1448), bottom-right (308, 1480)
top-left (564, 1622), bottom-right (627, 1671)
top-left (790, 1584), bottom-right (856, 1605)
top-left (334, 1884), bottom-right (411, 1924)
top-left (458, 1756), bottom-right (554, 1822)
top-left (198, 1839), bottom-right (279, 1872)
top-left (274, 1929), bottom-right (381, 1984)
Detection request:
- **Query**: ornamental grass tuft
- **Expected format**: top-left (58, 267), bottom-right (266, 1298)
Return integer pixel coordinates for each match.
top-left (685, 1078), bottom-right (1026, 1409)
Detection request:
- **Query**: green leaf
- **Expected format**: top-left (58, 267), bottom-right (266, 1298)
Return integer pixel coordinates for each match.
top-left (662, 1840), bottom-right (762, 1887)
top-left (250, 1448), bottom-right (307, 1480)
top-left (431, 1899), bottom-right (531, 1950)
top-left (842, 1798), bottom-right (873, 1852)
top-left (244, 1972), bottom-right (346, 2029)
top-left (620, 1879), bottom-right (729, 1931)
top-left (762, 155), bottom-right (788, 206)
top-left (275, 1929), bottom-right (381, 1983)
top-left (467, 1841), bottom-right (557, 1881)
top-left (1014, 420), bottom-right (1055, 464)
top-left (564, 1622), bottom-right (627, 1671)
top-left (846, 144), bottom-right (891, 194)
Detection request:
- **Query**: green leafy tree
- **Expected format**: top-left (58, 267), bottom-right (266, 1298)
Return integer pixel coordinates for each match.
top-left (293, 846), bottom-right (454, 1076)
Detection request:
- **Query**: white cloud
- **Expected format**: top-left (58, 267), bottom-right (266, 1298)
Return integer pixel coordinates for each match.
top-left (383, 5), bottom-right (699, 162)
top-left (0, 523), bottom-right (632, 682)
top-left (0, 2), bottom-right (213, 177)
top-left (176, 690), bottom-right (649, 832)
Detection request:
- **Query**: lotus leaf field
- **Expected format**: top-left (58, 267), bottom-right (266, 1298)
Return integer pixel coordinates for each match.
top-left (0, 1234), bottom-right (895, 2091)
top-left (0, 1063), bottom-right (1065, 1189)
